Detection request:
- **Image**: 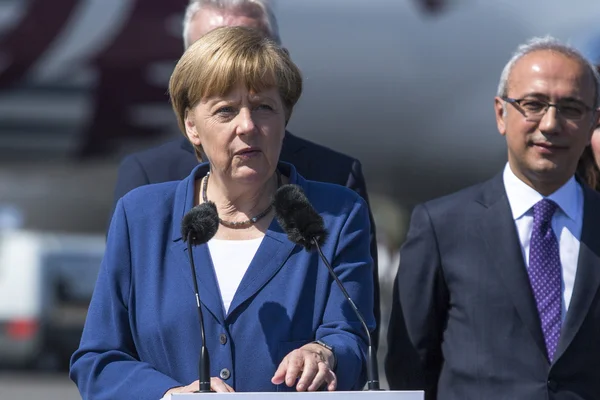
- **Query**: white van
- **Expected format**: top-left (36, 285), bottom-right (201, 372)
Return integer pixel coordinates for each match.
top-left (0, 230), bottom-right (104, 369)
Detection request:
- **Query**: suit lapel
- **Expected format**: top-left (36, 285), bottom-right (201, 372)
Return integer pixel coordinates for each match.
top-left (226, 219), bottom-right (297, 319)
top-left (477, 174), bottom-right (548, 360)
top-left (554, 185), bottom-right (600, 361)
top-left (280, 132), bottom-right (308, 172)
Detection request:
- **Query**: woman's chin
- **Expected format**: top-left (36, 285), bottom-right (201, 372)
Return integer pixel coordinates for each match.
top-left (231, 166), bottom-right (272, 184)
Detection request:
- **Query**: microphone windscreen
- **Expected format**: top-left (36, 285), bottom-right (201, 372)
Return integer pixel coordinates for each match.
top-left (273, 184), bottom-right (326, 250)
top-left (181, 201), bottom-right (219, 245)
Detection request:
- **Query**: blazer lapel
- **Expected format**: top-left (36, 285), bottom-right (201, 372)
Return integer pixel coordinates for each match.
top-left (554, 185), bottom-right (600, 361)
top-left (168, 162), bottom-right (225, 322)
top-left (169, 239), bottom-right (226, 323)
top-left (477, 174), bottom-right (548, 360)
top-left (226, 216), bottom-right (297, 319)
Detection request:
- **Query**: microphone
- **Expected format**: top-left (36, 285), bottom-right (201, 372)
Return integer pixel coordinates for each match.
top-left (181, 201), bottom-right (219, 393)
top-left (273, 184), bottom-right (380, 391)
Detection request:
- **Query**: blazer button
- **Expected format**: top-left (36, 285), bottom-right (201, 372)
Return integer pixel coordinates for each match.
top-left (219, 334), bottom-right (227, 345)
top-left (220, 368), bottom-right (231, 380)
top-left (547, 379), bottom-right (558, 392)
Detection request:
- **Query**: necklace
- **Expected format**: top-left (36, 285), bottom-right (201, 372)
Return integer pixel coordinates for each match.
top-left (202, 170), bottom-right (281, 229)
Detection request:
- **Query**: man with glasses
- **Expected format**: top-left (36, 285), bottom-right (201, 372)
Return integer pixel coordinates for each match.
top-left (386, 36), bottom-right (600, 400)
top-left (501, 97), bottom-right (594, 122)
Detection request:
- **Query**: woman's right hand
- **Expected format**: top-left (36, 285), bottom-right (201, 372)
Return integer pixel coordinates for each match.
top-left (164, 377), bottom-right (235, 395)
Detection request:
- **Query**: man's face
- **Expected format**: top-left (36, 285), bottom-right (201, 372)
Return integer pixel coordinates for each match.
top-left (494, 50), bottom-right (597, 192)
top-left (187, 7), bottom-right (269, 46)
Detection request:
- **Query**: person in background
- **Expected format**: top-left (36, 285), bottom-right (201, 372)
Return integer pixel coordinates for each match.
top-left (386, 36), bottom-right (600, 399)
top-left (575, 39), bottom-right (600, 191)
top-left (576, 126), bottom-right (600, 190)
top-left (111, 0), bottom-right (380, 347)
top-left (71, 27), bottom-right (375, 399)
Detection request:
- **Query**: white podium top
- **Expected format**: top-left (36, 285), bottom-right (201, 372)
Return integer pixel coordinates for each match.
top-left (167, 391), bottom-right (423, 399)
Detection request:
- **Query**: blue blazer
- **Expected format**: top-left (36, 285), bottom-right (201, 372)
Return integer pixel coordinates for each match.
top-left (71, 162), bottom-right (375, 400)
top-left (111, 134), bottom-right (380, 346)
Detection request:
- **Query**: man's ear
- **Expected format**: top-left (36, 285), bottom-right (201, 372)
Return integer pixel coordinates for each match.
top-left (494, 96), bottom-right (507, 136)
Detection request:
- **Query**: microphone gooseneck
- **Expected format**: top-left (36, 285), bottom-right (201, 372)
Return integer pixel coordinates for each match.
top-left (311, 239), bottom-right (379, 390)
top-left (273, 185), bottom-right (380, 391)
top-left (181, 201), bottom-right (219, 393)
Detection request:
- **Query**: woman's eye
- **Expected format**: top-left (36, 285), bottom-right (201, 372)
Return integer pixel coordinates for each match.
top-left (215, 106), bottom-right (235, 114)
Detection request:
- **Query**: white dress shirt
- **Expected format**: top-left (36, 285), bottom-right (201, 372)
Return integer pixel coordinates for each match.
top-left (503, 163), bottom-right (583, 319)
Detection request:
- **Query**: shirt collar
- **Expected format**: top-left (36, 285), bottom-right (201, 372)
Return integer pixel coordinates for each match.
top-left (502, 162), bottom-right (581, 222)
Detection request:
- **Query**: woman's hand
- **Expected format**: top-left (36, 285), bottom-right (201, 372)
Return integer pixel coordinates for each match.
top-left (163, 377), bottom-right (235, 395)
top-left (271, 342), bottom-right (337, 392)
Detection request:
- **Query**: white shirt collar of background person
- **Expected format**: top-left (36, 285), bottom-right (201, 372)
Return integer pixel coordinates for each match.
top-left (502, 162), bottom-right (583, 318)
top-left (503, 162), bottom-right (582, 222)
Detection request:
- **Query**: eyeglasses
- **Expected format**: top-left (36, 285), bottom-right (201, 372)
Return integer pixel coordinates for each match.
top-left (502, 97), bottom-right (595, 121)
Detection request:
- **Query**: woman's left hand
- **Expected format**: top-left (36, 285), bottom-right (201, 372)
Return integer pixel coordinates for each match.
top-left (271, 342), bottom-right (337, 391)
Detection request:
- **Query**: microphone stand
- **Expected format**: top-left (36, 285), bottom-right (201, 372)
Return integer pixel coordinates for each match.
top-left (312, 238), bottom-right (380, 391)
top-left (186, 232), bottom-right (212, 393)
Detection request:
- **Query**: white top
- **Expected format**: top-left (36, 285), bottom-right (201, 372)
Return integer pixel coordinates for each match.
top-left (503, 163), bottom-right (583, 319)
top-left (207, 236), bottom-right (264, 314)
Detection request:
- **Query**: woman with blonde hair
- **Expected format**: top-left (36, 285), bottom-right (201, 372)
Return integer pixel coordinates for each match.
top-left (70, 26), bottom-right (374, 399)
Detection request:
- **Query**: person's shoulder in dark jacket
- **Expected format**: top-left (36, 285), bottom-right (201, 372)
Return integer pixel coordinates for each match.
top-left (281, 133), bottom-right (369, 201)
top-left (112, 138), bottom-right (198, 206)
top-left (420, 179), bottom-right (490, 215)
top-left (411, 174), bottom-right (505, 236)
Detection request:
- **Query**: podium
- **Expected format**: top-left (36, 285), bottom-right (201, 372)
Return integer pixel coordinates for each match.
top-left (167, 391), bottom-right (423, 399)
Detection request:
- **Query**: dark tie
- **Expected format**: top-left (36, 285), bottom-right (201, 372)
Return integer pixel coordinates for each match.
top-left (528, 199), bottom-right (562, 362)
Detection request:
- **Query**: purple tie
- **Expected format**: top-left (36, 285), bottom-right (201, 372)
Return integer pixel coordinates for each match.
top-left (528, 199), bottom-right (562, 362)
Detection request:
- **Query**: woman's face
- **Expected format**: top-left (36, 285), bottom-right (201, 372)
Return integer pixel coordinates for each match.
top-left (591, 127), bottom-right (600, 168)
top-left (185, 84), bottom-right (286, 185)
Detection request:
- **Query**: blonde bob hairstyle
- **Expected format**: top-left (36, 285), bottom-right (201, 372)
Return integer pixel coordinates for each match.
top-left (169, 26), bottom-right (302, 160)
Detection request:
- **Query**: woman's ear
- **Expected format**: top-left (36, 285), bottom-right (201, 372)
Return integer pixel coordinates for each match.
top-left (184, 108), bottom-right (202, 146)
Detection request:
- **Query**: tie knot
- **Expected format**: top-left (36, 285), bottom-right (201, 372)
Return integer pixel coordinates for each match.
top-left (533, 198), bottom-right (558, 224)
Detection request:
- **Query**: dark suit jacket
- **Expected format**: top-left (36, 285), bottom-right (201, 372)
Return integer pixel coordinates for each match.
top-left (385, 173), bottom-right (600, 400)
top-left (73, 162), bottom-right (375, 399)
top-left (112, 132), bottom-right (380, 347)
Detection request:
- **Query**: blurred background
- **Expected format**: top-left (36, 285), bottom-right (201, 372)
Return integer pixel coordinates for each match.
top-left (1, 0), bottom-right (600, 397)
